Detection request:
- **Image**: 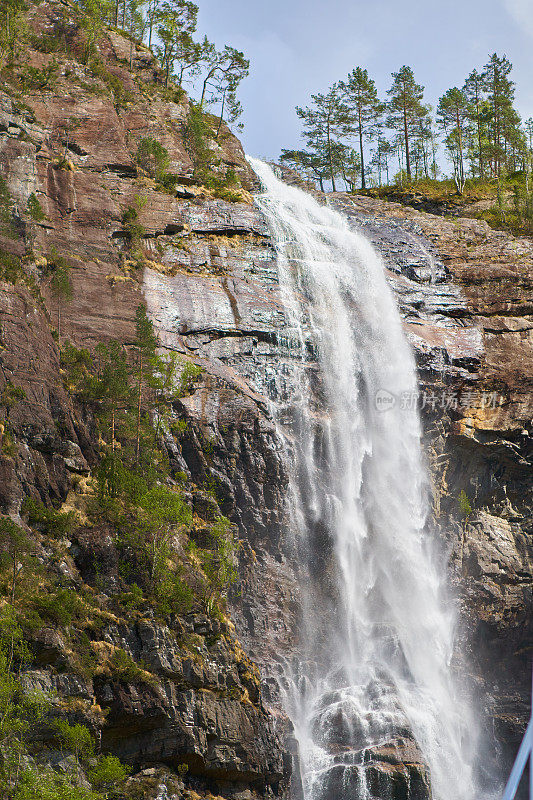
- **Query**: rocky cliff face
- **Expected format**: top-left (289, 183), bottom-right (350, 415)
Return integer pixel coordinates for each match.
top-left (0, 4), bottom-right (531, 798)
top-left (0, 4), bottom-right (288, 799)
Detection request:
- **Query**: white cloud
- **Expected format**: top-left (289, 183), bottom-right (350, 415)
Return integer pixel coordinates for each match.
top-left (504, 0), bottom-right (533, 38)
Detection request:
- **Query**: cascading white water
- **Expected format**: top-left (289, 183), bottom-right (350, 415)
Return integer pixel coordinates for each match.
top-left (248, 158), bottom-right (479, 800)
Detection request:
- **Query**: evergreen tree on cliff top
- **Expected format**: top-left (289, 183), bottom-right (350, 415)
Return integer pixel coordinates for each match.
top-left (279, 149), bottom-right (330, 191)
top-left (386, 66), bottom-right (427, 179)
top-left (437, 87), bottom-right (470, 191)
top-left (296, 85), bottom-right (351, 191)
top-left (340, 67), bottom-right (383, 189)
top-left (463, 68), bottom-right (488, 179)
top-left (155, 0), bottom-right (198, 87)
top-left (482, 53), bottom-right (522, 176)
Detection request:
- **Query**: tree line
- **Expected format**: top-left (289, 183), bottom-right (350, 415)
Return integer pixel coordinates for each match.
top-left (0, 0), bottom-right (249, 131)
top-left (281, 54), bottom-right (531, 192)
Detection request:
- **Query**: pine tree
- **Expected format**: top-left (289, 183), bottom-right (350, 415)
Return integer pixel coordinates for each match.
top-left (463, 69), bottom-right (487, 179)
top-left (386, 66), bottom-right (427, 180)
top-left (437, 88), bottom-right (470, 191)
top-left (133, 304), bottom-right (158, 465)
top-left (155, 0), bottom-right (198, 87)
top-left (296, 85), bottom-right (351, 191)
top-left (370, 136), bottom-right (394, 186)
top-left (525, 118), bottom-right (533, 186)
top-left (412, 105), bottom-right (434, 179)
top-left (144, 0), bottom-right (161, 46)
top-left (123, 0), bottom-right (144, 67)
top-left (482, 53), bottom-right (520, 177)
top-left (49, 253), bottom-right (73, 345)
top-left (340, 67), bottom-right (383, 189)
top-left (76, 0), bottom-right (113, 62)
top-left (279, 149), bottom-right (329, 190)
top-left (93, 341), bottom-right (131, 452)
top-left (199, 45), bottom-right (249, 123)
top-left (335, 144), bottom-right (361, 191)
top-left (0, 0), bottom-right (27, 69)
top-left (175, 32), bottom-right (208, 88)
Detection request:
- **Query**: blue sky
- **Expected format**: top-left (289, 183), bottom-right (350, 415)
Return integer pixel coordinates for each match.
top-left (195, 0), bottom-right (533, 173)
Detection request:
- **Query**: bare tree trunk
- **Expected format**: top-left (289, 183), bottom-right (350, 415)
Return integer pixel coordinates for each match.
top-left (401, 88), bottom-right (411, 179)
top-left (111, 406), bottom-right (115, 452)
top-left (358, 111), bottom-right (365, 189)
top-left (11, 550), bottom-right (17, 605)
top-left (326, 118), bottom-right (336, 192)
top-left (135, 354), bottom-right (142, 464)
top-left (201, 70), bottom-right (216, 107)
top-left (456, 108), bottom-right (464, 191)
top-left (216, 87), bottom-right (227, 140)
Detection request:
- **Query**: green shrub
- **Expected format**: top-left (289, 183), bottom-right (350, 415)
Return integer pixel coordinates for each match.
top-left (26, 193), bottom-right (45, 221)
top-left (54, 719), bottom-right (95, 762)
top-left (88, 754), bottom-right (130, 794)
top-left (1, 380), bottom-right (26, 410)
top-left (22, 498), bottom-right (77, 538)
top-left (32, 588), bottom-right (84, 626)
top-left (156, 171), bottom-right (179, 193)
top-left (204, 167), bottom-right (243, 203)
top-left (0, 603), bottom-right (31, 666)
top-left (121, 205), bottom-right (145, 244)
top-left (29, 15), bottom-right (73, 55)
top-left (108, 647), bottom-right (153, 684)
top-left (30, 31), bottom-right (64, 54)
top-left (171, 418), bottom-right (188, 437)
top-left (211, 186), bottom-right (243, 203)
top-left (0, 249), bottom-right (23, 283)
top-left (72, 630), bottom-right (98, 677)
top-left (154, 572), bottom-right (194, 616)
top-left (60, 341), bottom-right (94, 395)
top-left (47, 248), bottom-right (73, 298)
top-left (121, 198), bottom-right (147, 254)
top-left (224, 168), bottom-right (238, 186)
top-left (90, 60), bottom-right (132, 107)
top-left (0, 426), bottom-right (18, 458)
top-left (183, 102), bottom-right (216, 185)
top-left (12, 768), bottom-right (101, 800)
top-left (0, 176), bottom-right (16, 241)
top-left (158, 85), bottom-right (186, 104)
top-left (458, 489), bottom-right (472, 520)
top-left (136, 137), bottom-right (169, 179)
top-left (117, 582), bottom-right (145, 611)
top-left (20, 60), bottom-right (59, 90)
top-left (188, 515), bottom-right (238, 615)
top-left (178, 360), bottom-right (202, 397)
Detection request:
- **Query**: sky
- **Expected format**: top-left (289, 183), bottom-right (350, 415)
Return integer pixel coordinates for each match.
top-left (195, 0), bottom-right (533, 172)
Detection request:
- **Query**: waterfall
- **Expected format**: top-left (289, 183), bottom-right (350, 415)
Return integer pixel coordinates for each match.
top-left (248, 158), bottom-right (479, 800)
